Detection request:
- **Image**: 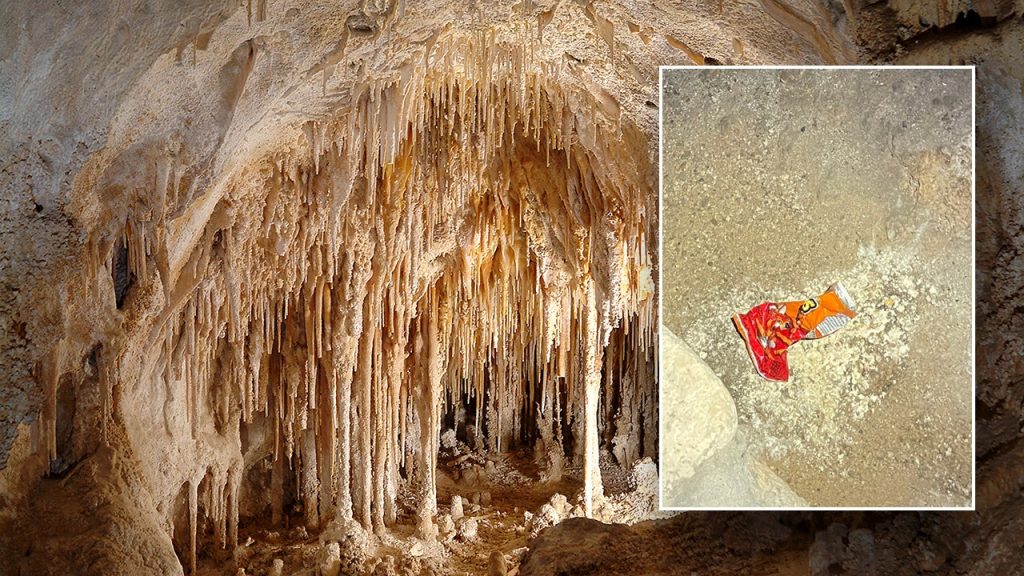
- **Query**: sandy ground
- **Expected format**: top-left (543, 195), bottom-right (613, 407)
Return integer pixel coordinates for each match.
top-left (661, 68), bottom-right (973, 507)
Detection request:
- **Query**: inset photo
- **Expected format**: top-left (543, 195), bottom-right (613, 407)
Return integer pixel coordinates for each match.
top-left (659, 66), bottom-right (974, 509)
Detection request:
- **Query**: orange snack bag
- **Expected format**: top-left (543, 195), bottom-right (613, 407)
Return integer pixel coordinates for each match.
top-left (732, 283), bottom-right (857, 381)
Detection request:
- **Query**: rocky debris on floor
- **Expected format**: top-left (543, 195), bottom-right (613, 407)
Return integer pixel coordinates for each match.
top-left (525, 492), bottom-right (580, 536)
top-left (451, 495), bottom-right (464, 520)
top-left (210, 445), bottom-right (669, 576)
top-left (459, 518), bottom-right (479, 541)
top-left (589, 457), bottom-right (671, 523)
top-left (488, 550), bottom-right (509, 576)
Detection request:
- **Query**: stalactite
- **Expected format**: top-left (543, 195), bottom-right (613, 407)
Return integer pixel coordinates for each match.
top-left (25, 29), bottom-right (660, 566)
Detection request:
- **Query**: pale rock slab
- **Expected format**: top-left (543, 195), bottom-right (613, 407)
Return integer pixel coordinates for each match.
top-left (664, 427), bottom-right (807, 507)
top-left (661, 326), bottom-right (806, 507)
top-left (660, 326), bottom-right (738, 486)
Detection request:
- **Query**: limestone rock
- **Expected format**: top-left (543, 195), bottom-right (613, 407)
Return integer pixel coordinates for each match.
top-left (458, 518), bottom-right (478, 541)
top-left (539, 504), bottom-right (560, 526)
top-left (488, 550), bottom-right (508, 576)
top-left (663, 428), bottom-right (807, 508)
top-left (440, 429), bottom-right (457, 451)
top-left (548, 494), bottom-right (571, 518)
top-left (659, 328), bottom-right (805, 507)
top-left (450, 495), bottom-right (464, 520)
top-left (319, 542), bottom-right (342, 576)
top-left (660, 326), bottom-right (738, 485)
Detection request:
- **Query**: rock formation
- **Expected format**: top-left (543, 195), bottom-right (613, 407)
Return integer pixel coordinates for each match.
top-left (661, 326), bottom-right (806, 508)
top-left (660, 326), bottom-right (736, 483)
top-left (2, 1), bottom-right (665, 572)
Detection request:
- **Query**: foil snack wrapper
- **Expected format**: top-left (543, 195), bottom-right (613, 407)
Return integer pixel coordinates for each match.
top-left (732, 283), bottom-right (857, 382)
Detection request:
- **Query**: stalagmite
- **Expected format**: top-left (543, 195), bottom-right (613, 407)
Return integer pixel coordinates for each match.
top-left (301, 428), bottom-right (319, 529)
top-left (582, 278), bottom-right (604, 517)
top-left (8, 16), bottom-right (659, 572)
top-left (189, 480), bottom-right (198, 576)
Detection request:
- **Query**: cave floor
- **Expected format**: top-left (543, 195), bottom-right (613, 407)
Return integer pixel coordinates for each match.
top-left (661, 69), bottom-right (973, 507)
top-left (196, 448), bottom-right (642, 575)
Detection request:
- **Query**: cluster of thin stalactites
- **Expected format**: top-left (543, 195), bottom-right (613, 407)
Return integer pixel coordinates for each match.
top-left (33, 32), bottom-right (656, 571)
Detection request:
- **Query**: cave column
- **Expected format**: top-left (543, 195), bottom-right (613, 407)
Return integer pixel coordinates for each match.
top-left (318, 356), bottom-right (337, 526)
top-left (354, 318), bottom-right (374, 528)
top-left (371, 325), bottom-right (386, 535)
top-left (383, 323), bottom-right (404, 527)
top-left (415, 301), bottom-right (442, 538)
top-left (582, 276), bottom-right (603, 517)
top-left (301, 427), bottom-right (319, 529)
top-left (428, 294), bottom-right (444, 513)
top-left (333, 337), bottom-right (356, 521)
top-left (228, 466), bottom-right (240, 549)
top-left (188, 479), bottom-right (198, 575)
top-left (271, 438), bottom-right (285, 526)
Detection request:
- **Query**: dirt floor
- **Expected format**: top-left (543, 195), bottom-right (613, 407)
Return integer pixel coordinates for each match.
top-left (661, 68), bottom-right (973, 507)
top-left (193, 443), bottom-right (656, 575)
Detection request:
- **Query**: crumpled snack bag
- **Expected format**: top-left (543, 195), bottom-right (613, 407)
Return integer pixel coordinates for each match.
top-left (732, 282), bottom-right (857, 381)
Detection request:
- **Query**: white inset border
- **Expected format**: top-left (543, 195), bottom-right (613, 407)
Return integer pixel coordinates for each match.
top-left (656, 65), bottom-right (977, 513)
